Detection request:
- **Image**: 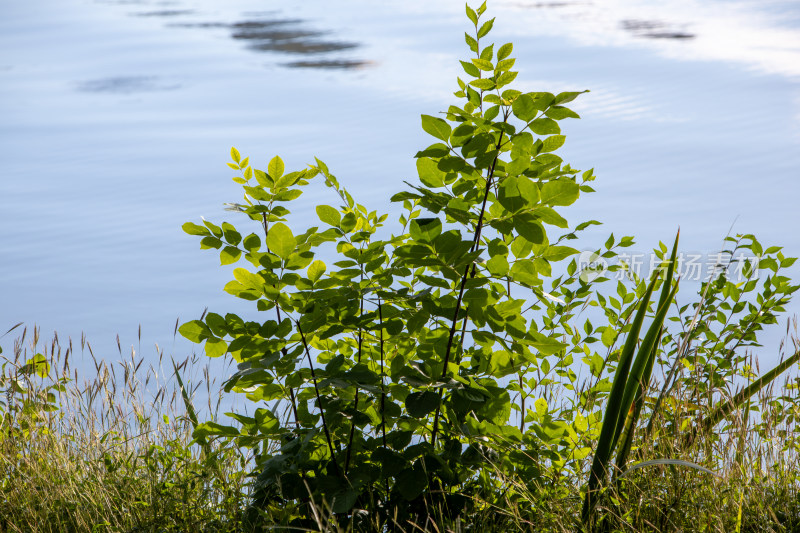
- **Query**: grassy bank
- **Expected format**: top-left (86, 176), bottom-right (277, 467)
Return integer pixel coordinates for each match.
top-left (1, 323), bottom-right (799, 531)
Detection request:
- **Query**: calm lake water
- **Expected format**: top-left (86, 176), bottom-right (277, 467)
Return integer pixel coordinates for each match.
top-left (2, 0), bottom-right (799, 383)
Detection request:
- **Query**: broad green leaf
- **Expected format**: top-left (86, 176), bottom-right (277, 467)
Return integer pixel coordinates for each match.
top-left (406, 391), bottom-right (440, 418)
top-left (542, 246), bottom-right (577, 261)
top-left (477, 18), bottom-right (494, 38)
top-left (512, 94), bottom-right (536, 122)
top-left (466, 4), bottom-right (478, 25)
top-left (205, 337), bottom-right (228, 358)
top-left (410, 218), bottom-right (442, 242)
top-left (513, 214), bottom-right (544, 244)
top-left (396, 465), bottom-right (427, 500)
top-left (23, 354), bottom-right (49, 378)
top-left (464, 33), bottom-right (478, 53)
top-left (530, 118), bottom-right (560, 135)
top-left (316, 205), bottom-right (341, 226)
top-left (417, 157), bottom-right (446, 187)
top-left (182, 222), bottom-right (209, 236)
top-left (307, 260), bottom-right (326, 283)
top-left (486, 255), bottom-right (509, 277)
top-left (497, 42), bottom-right (513, 60)
top-left (266, 222), bottom-right (296, 259)
top-left (268, 155), bottom-right (284, 180)
top-left (541, 180), bottom-right (580, 206)
top-left (243, 233), bottom-right (261, 252)
top-left (510, 259), bottom-right (538, 286)
top-left (469, 78), bottom-right (495, 91)
top-left (541, 135), bottom-right (566, 153)
top-left (230, 147), bottom-right (241, 164)
top-left (421, 114), bottom-right (452, 142)
top-left (220, 246), bottom-right (241, 265)
top-left (179, 320), bottom-right (212, 343)
top-left (460, 60), bottom-right (480, 78)
top-left (556, 90), bottom-right (588, 104)
top-left (545, 106), bottom-right (580, 120)
top-left (471, 58), bottom-right (494, 71)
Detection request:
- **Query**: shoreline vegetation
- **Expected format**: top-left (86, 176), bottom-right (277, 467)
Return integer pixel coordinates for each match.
top-left (3, 3), bottom-right (800, 532)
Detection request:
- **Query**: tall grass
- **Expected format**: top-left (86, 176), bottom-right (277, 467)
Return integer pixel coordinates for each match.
top-left (1, 321), bottom-right (799, 532)
top-left (0, 325), bottom-right (249, 532)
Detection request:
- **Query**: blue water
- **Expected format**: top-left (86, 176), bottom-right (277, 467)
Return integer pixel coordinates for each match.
top-left (2, 0), bottom-right (799, 384)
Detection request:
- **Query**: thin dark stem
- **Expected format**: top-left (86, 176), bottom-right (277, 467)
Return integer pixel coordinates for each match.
top-left (344, 279), bottom-right (365, 475)
top-left (297, 323), bottom-right (340, 474)
top-left (378, 297), bottom-right (389, 496)
top-left (263, 213), bottom-right (301, 430)
top-left (519, 374), bottom-right (525, 433)
top-left (377, 298), bottom-right (387, 450)
top-left (431, 125), bottom-right (506, 446)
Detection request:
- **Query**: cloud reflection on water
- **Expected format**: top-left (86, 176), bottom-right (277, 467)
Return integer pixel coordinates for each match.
top-left (499, 0), bottom-right (800, 78)
top-left (169, 15), bottom-right (366, 69)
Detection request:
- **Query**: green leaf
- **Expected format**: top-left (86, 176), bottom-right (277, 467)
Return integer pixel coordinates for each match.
top-left (396, 465), bottom-right (428, 500)
top-left (477, 18), bottom-right (494, 39)
top-left (513, 214), bottom-right (544, 244)
top-left (556, 90), bottom-right (588, 104)
top-left (471, 58), bottom-right (493, 71)
top-left (307, 260), bottom-right (326, 283)
top-left (469, 78), bottom-right (495, 91)
top-left (410, 218), bottom-right (442, 243)
top-left (497, 42), bottom-right (513, 61)
top-left (466, 4), bottom-right (478, 25)
top-left (266, 223), bottom-right (296, 259)
top-left (542, 246), bottom-right (578, 261)
top-left (486, 255), bottom-right (509, 277)
top-left (23, 354), bottom-right (50, 378)
top-left (541, 135), bottom-right (566, 153)
top-left (182, 222), bottom-right (210, 236)
top-left (541, 180), bottom-right (580, 206)
top-left (512, 94), bottom-right (537, 122)
top-left (530, 118), bottom-right (560, 135)
top-left (268, 155), bottom-right (284, 180)
top-left (316, 205), bottom-right (341, 226)
top-left (417, 157), bottom-right (446, 187)
top-left (230, 147), bottom-right (241, 164)
top-left (179, 320), bottom-right (212, 343)
top-left (406, 391), bottom-right (440, 418)
top-left (510, 259), bottom-right (538, 287)
top-left (243, 233), bottom-right (261, 252)
top-left (464, 33), bottom-right (478, 53)
top-left (421, 114), bottom-right (452, 142)
top-left (545, 106), bottom-right (580, 120)
top-left (460, 60), bottom-right (480, 78)
top-left (220, 246), bottom-right (242, 265)
top-left (205, 337), bottom-right (228, 358)
top-left (496, 71), bottom-right (518, 88)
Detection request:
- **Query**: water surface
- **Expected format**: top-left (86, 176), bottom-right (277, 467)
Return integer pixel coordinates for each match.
top-left (1, 0), bottom-right (799, 382)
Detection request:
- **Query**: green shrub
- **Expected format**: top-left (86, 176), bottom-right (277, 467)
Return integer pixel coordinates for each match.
top-left (172, 2), bottom-right (799, 531)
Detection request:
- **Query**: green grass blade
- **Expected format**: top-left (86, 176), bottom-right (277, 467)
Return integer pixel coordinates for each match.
top-left (616, 458), bottom-right (720, 479)
top-left (172, 359), bottom-right (199, 428)
top-left (685, 347), bottom-right (800, 448)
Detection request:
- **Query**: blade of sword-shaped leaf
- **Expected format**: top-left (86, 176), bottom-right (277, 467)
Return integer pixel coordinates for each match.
top-left (614, 232), bottom-right (680, 472)
top-left (614, 327), bottom-right (661, 475)
top-left (614, 282), bottom-right (678, 473)
top-left (684, 347), bottom-right (800, 449)
top-left (582, 271), bottom-right (660, 524)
